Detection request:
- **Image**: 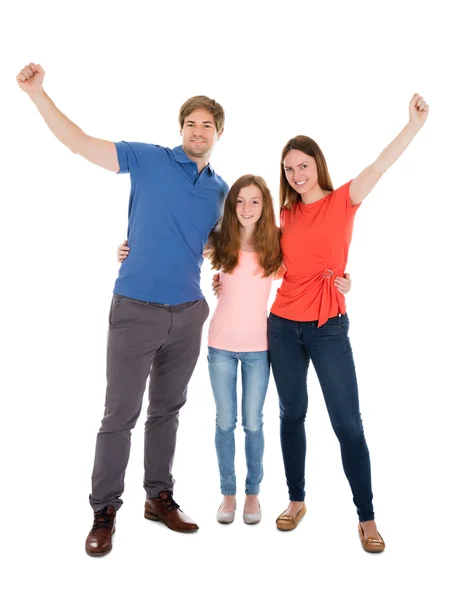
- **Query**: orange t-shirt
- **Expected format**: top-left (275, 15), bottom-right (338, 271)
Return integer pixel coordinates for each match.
top-left (270, 181), bottom-right (360, 326)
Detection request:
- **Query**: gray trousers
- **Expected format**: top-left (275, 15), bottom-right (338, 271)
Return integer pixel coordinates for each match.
top-left (89, 294), bottom-right (209, 511)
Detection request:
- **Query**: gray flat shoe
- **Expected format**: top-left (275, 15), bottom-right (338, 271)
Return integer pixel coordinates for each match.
top-left (216, 504), bottom-right (235, 524)
top-left (243, 502), bottom-right (261, 525)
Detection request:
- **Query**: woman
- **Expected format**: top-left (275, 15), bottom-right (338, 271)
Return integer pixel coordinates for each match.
top-left (118, 174), bottom-right (353, 524)
top-left (268, 94), bottom-right (428, 551)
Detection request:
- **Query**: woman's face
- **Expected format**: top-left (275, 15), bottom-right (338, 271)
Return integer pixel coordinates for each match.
top-left (283, 149), bottom-right (319, 195)
top-left (235, 184), bottom-right (263, 228)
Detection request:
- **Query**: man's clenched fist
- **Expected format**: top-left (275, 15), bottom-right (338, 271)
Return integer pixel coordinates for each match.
top-left (16, 63), bottom-right (45, 96)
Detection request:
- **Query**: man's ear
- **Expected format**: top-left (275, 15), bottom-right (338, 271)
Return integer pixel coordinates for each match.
top-left (217, 127), bottom-right (224, 141)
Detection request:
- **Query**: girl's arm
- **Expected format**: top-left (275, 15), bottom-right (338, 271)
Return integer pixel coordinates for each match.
top-left (274, 264), bottom-right (286, 280)
top-left (118, 240), bottom-right (214, 261)
top-left (349, 94), bottom-right (429, 206)
top-left (203, 242), bottom-right (213, 259)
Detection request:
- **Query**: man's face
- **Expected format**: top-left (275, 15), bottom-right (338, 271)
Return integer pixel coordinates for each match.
top-left (181, 109), bottom-right (222, 160)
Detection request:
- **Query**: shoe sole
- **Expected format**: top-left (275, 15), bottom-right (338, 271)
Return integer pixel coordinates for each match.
top-left (276, 522), bottom-right (296, 531)
top-left (361, 545), bottom-right (385, 553)
top-left (144, 510), bottom-right (199, 533)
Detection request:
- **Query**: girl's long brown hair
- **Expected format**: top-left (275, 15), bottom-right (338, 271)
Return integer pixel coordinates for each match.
top-left (208, 174), bottom-right (282, 277)
top-left (280, 136), bottom-right (334, 210)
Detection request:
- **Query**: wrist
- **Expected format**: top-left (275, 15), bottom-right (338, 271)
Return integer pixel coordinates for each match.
top-left (28, 87), bottom-right (46, 103)
top-left (406, 120), bottom-right (421, 135)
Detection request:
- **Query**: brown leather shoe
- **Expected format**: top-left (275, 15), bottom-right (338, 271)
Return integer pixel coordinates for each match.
top-left (144, 491), bottom-right (199, 533)
top-left (85, 506), bottom-right (116, 556)
top-left (358, 523), bottom-right (386, 553)
top-left (276, 504), bottom-right (306, 531)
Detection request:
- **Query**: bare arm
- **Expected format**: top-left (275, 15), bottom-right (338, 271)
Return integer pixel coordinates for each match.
top-left (203, 242), bottom-right (213, 259)
top-left (17, 63), bottom-right (119, 173)
top-left (349, 94), bottom-right (429, 206)
top-left (274, 264), bottom-right (286, 280)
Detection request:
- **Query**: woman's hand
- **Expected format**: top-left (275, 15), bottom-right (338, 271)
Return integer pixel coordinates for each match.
top-left (349, 93), bottom-right (429, 206)
top-left (334, 272), bottom-right (351, 294)
top-left (16, 63), bottom-right (45, 96)
top-left (212, 272), bottom-right (222, 298)
top-left (409, 93), bottom-right (429, 131)
top-left (117, 240), bottom-right (130, 262)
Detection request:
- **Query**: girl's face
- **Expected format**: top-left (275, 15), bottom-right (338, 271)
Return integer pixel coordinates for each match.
top-left (235, 184), bottom-right (263, 228)
top-left (283, 149), bottom-right (319, 195)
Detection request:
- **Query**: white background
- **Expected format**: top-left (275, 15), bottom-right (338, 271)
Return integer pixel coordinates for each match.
top-left (1, 0), bottom-right (456, 598)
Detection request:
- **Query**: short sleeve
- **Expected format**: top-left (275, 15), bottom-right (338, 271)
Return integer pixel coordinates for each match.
top-left (115, 142), bottom-right (162, 179)
top-left (335, 180), bottom-right (360, 213)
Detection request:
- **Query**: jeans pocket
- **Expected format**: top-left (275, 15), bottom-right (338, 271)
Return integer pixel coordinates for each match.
top-left (313, 315), bottom-right (344, 332)
top-left (109, 294), bottom-right (123, 326)
top-left (340, 313), bottom-right (350, 332)
top-left (202, 298), bottom-right (210, 322)
top-left (207, 346), bottom-right (234, 363)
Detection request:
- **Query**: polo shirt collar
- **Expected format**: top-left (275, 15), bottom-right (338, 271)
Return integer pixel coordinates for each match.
top-left (172, 145), bottom-right (214, 176)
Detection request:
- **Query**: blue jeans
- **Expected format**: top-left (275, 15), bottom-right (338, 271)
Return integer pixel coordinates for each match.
top-left (267, 312), bottom-right (374, 522)
top-left (207, 347), bottom-right (270, 495)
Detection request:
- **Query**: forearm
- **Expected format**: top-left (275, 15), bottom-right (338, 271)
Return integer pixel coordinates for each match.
top-left (373, 121), bottom-right (420, 174)
top-left (274, 264), bottom-right (286, 280)
top-left (203, 241), bottom-right (213, 259)
top-left (28, 88), bottom-right (118, 171)
top-left (349, 94), bottom-right (428, 205)
top-left (29, 88), bottom-right (88, 153)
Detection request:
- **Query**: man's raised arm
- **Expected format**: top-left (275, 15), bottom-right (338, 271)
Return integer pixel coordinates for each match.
top-left (17, 63), bottom-right (119, 173)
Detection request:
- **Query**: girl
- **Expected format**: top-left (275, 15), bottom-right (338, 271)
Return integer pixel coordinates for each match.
top-left (268, 94), bottom-right (429, 551)
top-left (117, 174), bottom-right (352, 524)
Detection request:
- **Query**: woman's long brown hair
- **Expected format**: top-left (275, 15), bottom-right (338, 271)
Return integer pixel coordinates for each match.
top-left (208, 174), bottom-right (282, 277)
top-left (280, 136), bottom-right (334, 210)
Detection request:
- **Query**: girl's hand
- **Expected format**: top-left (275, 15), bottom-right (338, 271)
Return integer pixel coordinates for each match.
top-left (409, 93), bottom-right (429, 131)
top-left (334, 272), bottom-right (351, 295)
top-left (212, 272), bottom-right (222, 298)
top-left (117, 240), bottom-right (130, 262)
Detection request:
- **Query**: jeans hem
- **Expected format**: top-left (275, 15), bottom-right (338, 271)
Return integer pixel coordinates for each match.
top-left (288, 494), bottom-right (305, 502)
top-left (359, 514), bottom-right (375, 522)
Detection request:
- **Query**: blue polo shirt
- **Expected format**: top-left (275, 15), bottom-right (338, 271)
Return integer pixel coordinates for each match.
top-left (113, 143), bottom-right (228, 304)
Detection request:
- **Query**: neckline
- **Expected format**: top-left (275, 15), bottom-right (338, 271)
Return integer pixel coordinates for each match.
top-left (299, 190), bottom-right (332, 210)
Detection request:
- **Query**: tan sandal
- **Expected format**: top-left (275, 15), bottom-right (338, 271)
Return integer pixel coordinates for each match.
top-left (358, 522), bottom-right (385, 553)
top-left (276, 504), bottom-right (306, 531)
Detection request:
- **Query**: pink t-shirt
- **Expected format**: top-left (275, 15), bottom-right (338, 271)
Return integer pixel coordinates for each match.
top-left (208, 251), bottom-right (274, 352)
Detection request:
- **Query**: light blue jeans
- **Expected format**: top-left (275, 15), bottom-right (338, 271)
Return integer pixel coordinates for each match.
top-left (207, 346), bottom-right (270, 495)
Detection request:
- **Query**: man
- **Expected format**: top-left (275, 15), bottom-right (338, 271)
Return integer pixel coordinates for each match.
top-left (17, 62), bottom-right (228, 556)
